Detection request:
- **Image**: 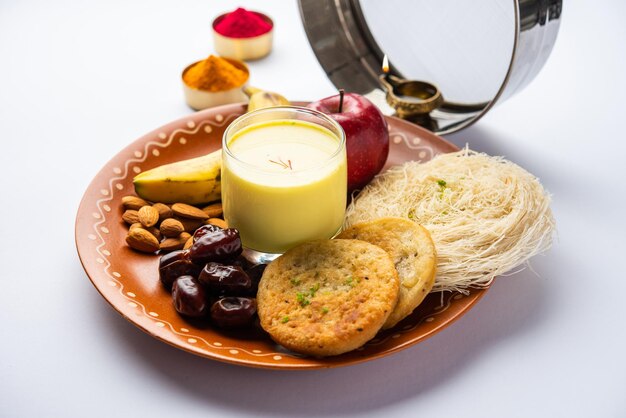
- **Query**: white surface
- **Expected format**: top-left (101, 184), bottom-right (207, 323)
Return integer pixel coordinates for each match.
top-left (1, 1), bottom-right (625, 417)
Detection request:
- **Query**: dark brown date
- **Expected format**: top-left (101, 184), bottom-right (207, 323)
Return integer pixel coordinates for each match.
top-left (172, 276), bottom-right (208, 318)
top-left (245, 263), bottom-right (267, 296)
top-left (231, 255), bottom-right (252, 270)
top-left (159, 249), bottom-right (201, 290)
top-left (210, 297), bottom-right (256, 328)
top-left (189, 227), bottom-right (242, 265)
top-left (198, 262), bottom-right (252, 295)
top-left (192, 224), bottom-right (222, 240)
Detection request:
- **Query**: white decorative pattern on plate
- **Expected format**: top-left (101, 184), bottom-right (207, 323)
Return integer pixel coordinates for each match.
top-left (392, 131), bottom-right (437, 161)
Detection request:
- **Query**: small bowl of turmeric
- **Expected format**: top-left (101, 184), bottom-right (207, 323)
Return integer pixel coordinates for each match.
top-left (182, 55), bottom-right (249, 110)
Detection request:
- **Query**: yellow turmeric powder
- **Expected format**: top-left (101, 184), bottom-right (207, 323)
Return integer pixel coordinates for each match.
top-left (183, 55), bottom-right (248, 92)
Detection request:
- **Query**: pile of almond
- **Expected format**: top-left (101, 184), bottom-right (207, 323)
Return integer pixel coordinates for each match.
top-left (121, 195), bottom-right (227, 254)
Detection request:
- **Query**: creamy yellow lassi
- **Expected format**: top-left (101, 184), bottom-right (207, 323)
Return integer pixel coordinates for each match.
top-left (222, 108), bottom-right (346, 254)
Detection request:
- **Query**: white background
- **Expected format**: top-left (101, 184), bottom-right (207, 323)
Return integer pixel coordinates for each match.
top-left (1, 1), bottom-right (625, 417)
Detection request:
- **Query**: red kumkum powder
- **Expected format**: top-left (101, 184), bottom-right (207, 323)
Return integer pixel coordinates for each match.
top-left (214, 7), bottom-right (272, 38)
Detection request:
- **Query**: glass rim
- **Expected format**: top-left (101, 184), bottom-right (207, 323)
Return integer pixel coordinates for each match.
top-left (222, 105), bottom-right (346, 175)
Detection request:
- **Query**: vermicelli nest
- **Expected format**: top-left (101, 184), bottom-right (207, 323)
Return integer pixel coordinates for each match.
top-left (343, 149), bottom-right (555, 293)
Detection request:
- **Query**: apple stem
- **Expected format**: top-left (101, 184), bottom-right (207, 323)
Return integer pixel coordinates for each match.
top-left (338, 89), bottom-right (345, 113)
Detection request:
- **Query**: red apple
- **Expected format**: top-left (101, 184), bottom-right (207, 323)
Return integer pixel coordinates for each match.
top-left (307, 92), bottom-right (389, 193)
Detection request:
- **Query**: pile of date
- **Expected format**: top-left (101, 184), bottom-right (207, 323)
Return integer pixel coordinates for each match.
top-left (159, 224), bottom-right (265, 329)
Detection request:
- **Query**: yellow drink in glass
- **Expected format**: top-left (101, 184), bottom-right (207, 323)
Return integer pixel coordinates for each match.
top-left (222, 107), bottom-right (347, 257)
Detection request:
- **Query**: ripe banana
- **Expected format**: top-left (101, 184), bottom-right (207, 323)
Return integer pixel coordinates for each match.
top-left (243, 86), bottom-right (290, 112)
top-left (133, 149), bottom-right (221, 205)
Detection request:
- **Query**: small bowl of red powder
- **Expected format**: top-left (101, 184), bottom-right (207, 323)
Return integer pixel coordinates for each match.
top-left (212, 7), bottom-right (274, 61)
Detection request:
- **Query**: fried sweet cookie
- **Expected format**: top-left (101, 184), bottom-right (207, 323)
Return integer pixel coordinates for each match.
top-left (257, 239), bottom-right (400, 357)
top-left (337, 217), bottom-right (436, 329)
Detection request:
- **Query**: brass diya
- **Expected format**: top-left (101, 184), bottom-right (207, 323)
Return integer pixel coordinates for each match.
top-left (378, 74), bottom-right (443, 119)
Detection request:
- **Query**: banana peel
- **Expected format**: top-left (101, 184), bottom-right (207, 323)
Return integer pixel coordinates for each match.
top-left (133, 149), bottom-right (221, 205)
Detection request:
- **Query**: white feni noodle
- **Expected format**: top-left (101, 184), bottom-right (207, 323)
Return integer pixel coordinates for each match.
top-left (343, 149), bottom-right (555, 293)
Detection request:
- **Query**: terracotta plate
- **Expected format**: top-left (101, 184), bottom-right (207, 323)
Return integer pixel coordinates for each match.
top-left (75, 103), bottom-right (487, 369)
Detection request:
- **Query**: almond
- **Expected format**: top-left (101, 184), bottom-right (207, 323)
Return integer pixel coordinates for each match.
top-left (126, 228), bottom-right (160, 253)
top-left (202, 202), bottom-right (223, 218)
top-left (206, 218), bottom-right (228, 229)
top-left (183, 235), bottom-right (194, 250)
top-left (122, 210), bottom-right (140, 225)
top-left (145, 226), bottom-right (162, 241)
top-left (172, 203), bottom-right (209, 220)
top-left (122, 195), bottom-right (150, 211)
top-left (177, 217), bottom-right (204, 233)
top-left (138, 205), bottom-right (159, 227)
top-left (130, 222), bottom-right (161, 240)
top-left (160, 218), bottom-right (184, 238)
top-left (159, 232), bottom-right (191, 252)
top-left (159, 238), bottom-right (184, 252)
top-left (152, 203), bottom-right (174, 222)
